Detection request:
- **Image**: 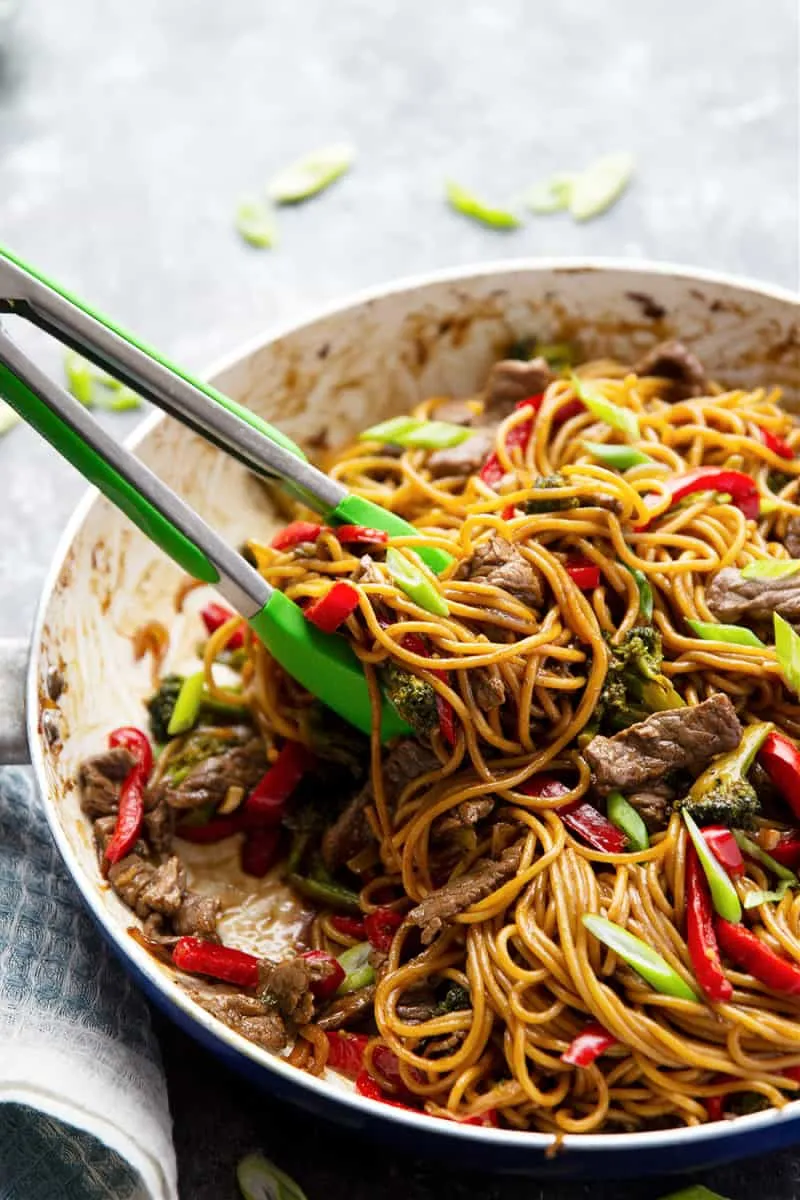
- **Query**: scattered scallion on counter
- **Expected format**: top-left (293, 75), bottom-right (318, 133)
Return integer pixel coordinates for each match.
top-left (236, 198), bottom-right (278, 248)
top-left (267, 142), bottom-right (356, 204)
top-left (571, 373), bottom-right (640, 440)
top-left (569, 152), bottom-right (635, 221)
top-left (686, 620), bottom-right (766, 649)
top-left (64, 351), bottom-right (142, 411)
top-left (237, 1152), bottom-right (308, 1200)
top-left (774, 613), bottom-right (800, 695)
top-left (0, 400), bottom-right (21, 437)
top-left (742, 558), bottom-right (800, 580)
top-left (445, 180), bottom-right (521, 229)
top-left (526, 172), bottom-right (575, 214)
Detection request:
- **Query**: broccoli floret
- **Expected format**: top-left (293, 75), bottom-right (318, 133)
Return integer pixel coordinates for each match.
top-left (524, 474), bottom-right (581, 515)
top-left (381, 660), bottom-right (439, 735)
top-left (599, 628), bottom-right (684, 730)
top-left (164, 728), bottom-right (247, 784)
top-left (146, 674), bottom-right (183, 742)
top-left (676, 722), bottom-right (772, 830)
top-left (435, 983), bottom-right (471, 1014)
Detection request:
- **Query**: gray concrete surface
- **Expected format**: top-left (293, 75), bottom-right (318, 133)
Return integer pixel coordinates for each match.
top-left (0, 1), bottom-right (798, 1196)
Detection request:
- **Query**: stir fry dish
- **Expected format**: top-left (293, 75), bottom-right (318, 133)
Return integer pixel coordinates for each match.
top-left (79, 338), bottom-right (800, 1135)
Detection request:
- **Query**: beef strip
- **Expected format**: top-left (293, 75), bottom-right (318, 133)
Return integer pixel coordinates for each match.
top-left (153, 736), bottom-right (268, 811)
top-left (482, 358), bottom-right (555, 421)
top-left (456, 532), bottom-right (543, 609)
top-left (78, 748), bottom-right (135, 818)
top-left (408, 839), bottom-right (525, 944)
top-left (432, 398), bottom-right (479, 426)
top-left (259, 957), bottom-right (318, 1025)
top-left (108, 854), bottom-right (186, 918)
top-left (173, 892), bottom-right (221, 938)
top-left (322, 740), bottom-right (440, 870)
top-left (706, 567), bottom-right (800, 623)
top-left (633, 340), bottom-right (709, 402)
top-left (785, 515), bottom-right (800, 559)
top-left (316, 984), bottom-right (377, 1031)
top-left (472, 666), bottom-right (506, 710)
top-left (433, 796), bottom-right (494, 840)
top-left (143, 792), bottom-right (174, 854)
top-left (427, 428), bottom-right (495, 479)
top-left (624, 784), bottom-right (675, 832)
top-left (189, 988), bottom-right (287, 1051)
top-left (584, 694), bottom-right (742, 796)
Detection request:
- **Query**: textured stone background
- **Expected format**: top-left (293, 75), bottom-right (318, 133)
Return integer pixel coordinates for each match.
top-left (0, 1), bottom-right (797, 1196)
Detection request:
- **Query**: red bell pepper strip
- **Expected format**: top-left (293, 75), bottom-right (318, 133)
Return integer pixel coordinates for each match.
top-left (564, 557), bottom-right (601, 590)
top-left (325, 1030), bottom-right (369, 1078)
top-left (704, 1094), bottom-right (726, 1121)
top-left (769, 834), bottom-right (800, 871)
top-left (450, 1109), bottom-right (499, 1127)
top-left (354, 1070), bottom-right (416, 1109)
top-left (701, 826), bottom-right (745, 878)
top-left (758, 425), bottom-right (794, 460)
top-left (104, 728), bottom-right (153, 866)
top-left (365, 907), bottom-right (404, 953)
top-left (240, 827), bottom-right (283, 877)
top-left (400, 631), bottom-right (457, 746)
top-left (521, 775), bottom-right (628, 853)
top-left (200, 601), bottom-right (244, 649)
top-left (173, 937), bottom-right (260, 989)
top-left (333, 524), bottom-right (389, 546)
top-left (330, 915), bottom-right (368, 939)
top-left (271, 521), bottom-right (324, 550)
top-left (759, 731), bottom-right (800, 822)
top-left (636, 467), bottom-right (760, 530)
top-left (304, 581), bottom-right (361, 633)
top-left (479, 394), bottom-right (543, 487)
top-left (242, 741), bottom-right (312, 827)
top-left (686, 847), bottom-right (734, 1002)
top-left (561, 1022), bottom-right (617, 1067)
top-left (783, 1065), bottom-right (800, 1084)
top-left (298, 950), bottom-right (346, 999)
top-left (716, 918), bottom-right (800, 995)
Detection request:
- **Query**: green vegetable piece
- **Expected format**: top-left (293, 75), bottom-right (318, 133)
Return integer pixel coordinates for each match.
top-left (607, 791), bottom-right (649, 851)
top-left (236, 198), bottom-right (278, 248)
top-left (359, 415), bottom-right (424, 444)
top-left (680, 721), bottom-right (772, 829)
top-left (743, 879), bottom-right (793, 909)
top-left (742, 559), bottom-right (800, 580)
top-left (623, 563), bottom-right (654, 621)
top-left (267, 142), bottom-right (355, 204)
top-left (400, 420), bottom-right (473, 450)
top-left (687, 619), bottom-right (766, 649)
top-left (526, 173), bottom-right (576, 214)
top-left (733, 830), bottom-right (799, 886)
top-left (524, 473), bottom-right (580, 515)
top-left (287, 873), bottom-right (361, 913)
top-left (775, 613), bottom-right (800, 695)
top-left (445, 180), bottom-right (521, 229)
top-left (381, 660), bottom-right (439, 735)
top-left (237, 1152), bottom-right (308, 1200)
top-left (534, 341), bottom-right (577, 371)
top-left (336, 941), bottom-right (376, 994)
top-left (582, 913), bottom-right (699, 1001)
top-left (386, 547), bottom-right (449, 616)
top-left (0, 400), bottom-right (21, 436)
top-left (683, 809), bottom-right (742, 922)
top-left (64, 350), bottom-right (142, 412)
top-left (600, 626), bottom-right (683, 729)
top-left (571, 373), bottom-right (640, 441)
top-left (583, 440), bottom-right (655, 471)
top-left (435, 982), bottom-right (471, 1013)
top-left (569, 152), bottom-right (634, 221)
top-left (167, 670), bottom-right (206, 736)
top-left (656, 1188), bottom-right (731, 1200)
top-left (64, 351), bottom-right (95, 406)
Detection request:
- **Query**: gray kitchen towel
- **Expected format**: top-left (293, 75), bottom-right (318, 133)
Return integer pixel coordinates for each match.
top-left (0, 766), bottom-right (178, 1200)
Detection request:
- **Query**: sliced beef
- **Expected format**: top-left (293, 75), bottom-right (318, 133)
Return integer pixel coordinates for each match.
top-left (317, 984), bottom-right (377, 1031)
top-left (322, 740), bottom-right (440, 870)
top-left (624, 784), bottom-right (674, 832)
top-left (433, 796), bottom-right (494, 840)
top-left (259, 957), bottom-right (319, 1025)
top-left (456, 532), bottom-right (543, 609)
top-left (143, 793), bottom-right (174, 854)
top-left (408, 839), bottom-right (525, 944)
top-left (108, 854), bottom-right (186, 919)
top-left (633, 340), bottom-right (709, 402)
top-left (173, 892), bottom-right (221, 938)
top-left (585, 694), bottom-right (742, 795)
top-left (427, 428), bottom-right (495, 479)
top-left (483, 358), bottom-right (554, 421)
top-left (78, 748), bottom-right (135, 818)
top-left (189, 988), bottom-right (287, 1051)
top-left (784, 515), bottom-right (800, 559)
top-left (153, 736), bottom-right (268, 811)
top-left (706, 567), bottom-right (800, 624)
top-left (433, 398), bottom-right (478, 426)
top-left (472, 666), bottom-right (506, 710)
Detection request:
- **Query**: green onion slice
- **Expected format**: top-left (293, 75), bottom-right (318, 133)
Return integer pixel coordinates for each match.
top-left (571, 373), bottom-right (639, 440)
top-left (0, 400), bottom-right (21, 437)
top-left (167, 671), bottom-right (206, 736)
top-left (336, 941), bottom-right (376, 995)
top-left (656, 1187), bottom-right (732, 1200)
top-left (683, 810), bottom-right (742, 922)
top-left (733, 831), bottom-right (799, 886)
top-left (267, 142), bottom-right (355, 204)
top-left (624, 563), bottom-right (654, 621)
top-left (742, 559), bottom-right (800, 580)
top-left (569, 152), bottom-right (634, 221)
top-left (583, 440), bottom-right (654, 470)
top-left (237, 1152), bottom-right (308, 1200)
top-left (583, 914), bottom-right (699, 1001)
top-left (386, 547), bottom-right (449, 616)
top-left (65, 350), bottom-right (95, 406)
top-left (359, 416), bottom-right (472, 450)
top-left (235, 198), bottom-right (278, 247)
top-left (526, 173), bottom-right (575, 214)
top-left (607, 791), bottom-right (649, 851)
top-left (687, 620), bottom-right (765, 648)
top-left (743, 880), bottom-right (793, 909)
top-left (445, 180), bottom-right (520, 229)
top-left (774, 613), bottom-right (800, 695)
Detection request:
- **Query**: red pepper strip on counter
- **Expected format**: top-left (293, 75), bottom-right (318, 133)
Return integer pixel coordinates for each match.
top-left (769, 834), bottom-right (800, 871)
top-left (240, 827), bottom-right (282, 877)
top-left (325, 1030), bottom-right (369, 1078)
top-left (758, 425), bottom-right (795, 460)
top-left (330, 915), bottom-right (368, 939)
top-left (701, 826), bottom-right (745, 878)
top-left (759, 730), bottom-right (800, 821)
top-left (200, 601), bottom-right (245, 649)
top-left (365, 907), bottom-right (404, 953)
top-left (104, 727), bottom-right (153, 866)
top-left (400, 631), bottom-right (457, 746)
top-left (716, 918), bottom-right (800, 995)
top-left (173, 937), bottom-right (260, 989)
top-left (242, 741), bottom-right (313, 827)
top-left (564, 557), bottom-right (601, 590)
top-left (271, 521), bottom-right (324, 550)
top-left (298, 950), bottom-right (346, 999)
top-left (561, 1022), bottom-right (617, 1067)
top-left (521, 775), bottom-right (628, 853)
top-left (305, 581), bottom-right (361, 634)
top-left (333, 524), bottom-right (389, 546)
top-left (479, 394), bottom-right (543, 487)
top-left (686, 847), bottom-right (734, 1003)
top-left (636, 467), bottom-right (761, 530)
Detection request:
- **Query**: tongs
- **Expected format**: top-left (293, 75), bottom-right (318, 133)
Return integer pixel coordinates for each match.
top-left (0, 246), bottom-right (452, 741)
